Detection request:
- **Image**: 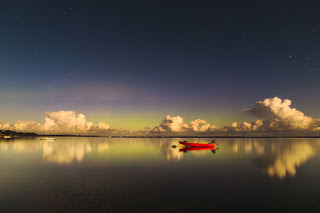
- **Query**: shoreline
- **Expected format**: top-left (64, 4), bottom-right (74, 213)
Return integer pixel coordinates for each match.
top-left (2, 130), bottom-right (320, 139)
top-left (37, 135), bottom-right (320, 138)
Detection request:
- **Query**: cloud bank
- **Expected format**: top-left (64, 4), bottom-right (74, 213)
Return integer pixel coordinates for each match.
top-left (0, 110), bottom-right (112, 135)
top-left (150, 97), bottom-right (320, 134)
top-left (1, 97), bottom-right (320, 136)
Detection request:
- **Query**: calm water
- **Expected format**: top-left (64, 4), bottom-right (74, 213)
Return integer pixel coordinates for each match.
top-left (0, 137), bottom-right (320, 212)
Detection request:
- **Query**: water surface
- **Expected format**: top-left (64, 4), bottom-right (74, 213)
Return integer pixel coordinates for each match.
top-left (0, 137), bottom-right (320, 212)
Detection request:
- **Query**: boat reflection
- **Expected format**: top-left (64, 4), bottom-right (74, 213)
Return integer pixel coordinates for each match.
top-left (179, 146), bottom-right (217, 154)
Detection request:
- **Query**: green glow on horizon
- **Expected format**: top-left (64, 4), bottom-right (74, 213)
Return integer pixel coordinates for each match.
top-left (86, 110), bottom-right (250, 130)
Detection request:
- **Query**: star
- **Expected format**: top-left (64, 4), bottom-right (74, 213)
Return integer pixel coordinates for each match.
top-left (66, 7), bottom-right (73, 15)
top-left (243, 32), bottom-right (246, 40)
top-left (297, 9), bottom-right (302, 15)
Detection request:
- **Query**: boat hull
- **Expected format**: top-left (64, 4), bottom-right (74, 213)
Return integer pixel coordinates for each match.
top-left (179, 142), bottom-right (215, 147)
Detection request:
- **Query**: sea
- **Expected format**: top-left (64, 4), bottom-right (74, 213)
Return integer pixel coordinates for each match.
top-left (0, 137), bottom-right (319, 212)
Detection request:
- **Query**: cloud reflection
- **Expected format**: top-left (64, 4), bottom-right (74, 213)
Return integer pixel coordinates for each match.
top-left (230, 139), bottom-right (318, 179)
top-left (158, 141), bottom-right (184, 160)
top-left (42, 141), bottom-right (91, 164)
top-left (0, 139), bottom-right (110, 165)
top-left (42, 140), bottom-right (109, 164)
top-left (265, 142), bottom-right (315, 178)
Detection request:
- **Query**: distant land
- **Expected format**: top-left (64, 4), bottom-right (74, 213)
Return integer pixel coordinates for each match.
top-left (40, 136), bottom-right (320, 138)
top-left (0, 130), bottom-right (38, 137)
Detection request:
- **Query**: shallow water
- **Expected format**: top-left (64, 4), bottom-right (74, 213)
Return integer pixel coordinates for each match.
top-left (0, 137), bottom-right (320, 212)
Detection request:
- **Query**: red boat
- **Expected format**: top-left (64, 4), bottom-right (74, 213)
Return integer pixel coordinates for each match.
top-left (179, 141), bottom-right (215, 147)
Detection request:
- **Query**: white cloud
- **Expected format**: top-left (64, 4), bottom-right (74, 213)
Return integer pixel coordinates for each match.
top-left (190, 119), bottom-right (218, 132)
top-left (152, 115), bottom-right (189, 132)
top-left (97, 122), bottom-right (110, 130)
top-left (0, 122), bottom-right (12, 130)
top-left (245, 97), bottom-right (313, 130)
top-left (227, 97), bottom-right (320, 132)
top-left (0, 110), bottom-right (113, 135)
top-left (151, 116), bottom-right (218, 133)
top-left (14, 121), bottom-right (42, 132)
top-left (43, 111), bottom-right (94, 133)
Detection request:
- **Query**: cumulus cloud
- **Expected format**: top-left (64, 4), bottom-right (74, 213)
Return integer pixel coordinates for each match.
top-left (0, 122), bottom-right (12, 130)
top-left (14, 121), bottom-right (42, 132)
top-left (0, 110), bottom-right (114, 135)
top-left (97, 122), bottom-right (110, 130)
top-left (152, 115), bottom-right (188, 132)
top-left (228, 97), bottom-right (320, 132)
top-left (245, 97), bottom-right (313, 129)
top-left (190, 119), bottom-right (218, 132)
top-left (43, 111), bottom-right (94, 133)
top-left (151, 116), bottom-right (218, 133)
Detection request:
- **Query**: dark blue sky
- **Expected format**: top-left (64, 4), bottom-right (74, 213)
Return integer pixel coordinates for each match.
top-left (1, 0), bottom-right (320, 129)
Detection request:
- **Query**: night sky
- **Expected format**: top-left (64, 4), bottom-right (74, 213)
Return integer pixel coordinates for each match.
top-left (1, 0), bottom-right (320, 130)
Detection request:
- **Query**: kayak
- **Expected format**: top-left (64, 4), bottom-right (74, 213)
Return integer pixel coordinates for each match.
top-left (179, 141), bottom-right (215, 147)
top-left (179, 147), bottom-right (215, 152)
